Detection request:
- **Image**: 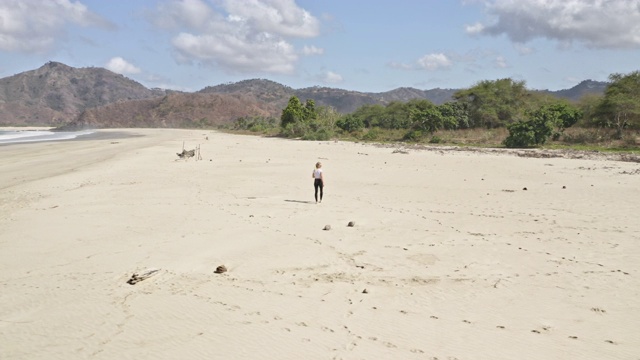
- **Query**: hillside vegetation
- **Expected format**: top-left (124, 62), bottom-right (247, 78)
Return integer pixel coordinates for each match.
top-left (229, 74), bottom-right (640, 152)
top-left (0, 62), bottom-right (607, 129)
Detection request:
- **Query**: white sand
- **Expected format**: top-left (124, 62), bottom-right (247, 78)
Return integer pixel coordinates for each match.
top-left (1, 129), bottom-right (638, 360)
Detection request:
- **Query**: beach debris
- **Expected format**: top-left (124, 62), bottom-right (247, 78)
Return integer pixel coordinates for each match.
top-left (176, 141), bottom-right (202, 161)
top-left (522, 187), bottom-right (528, 191)
top-left (392, 148), bottom-right (409, 154)
top-left (347, 221), bottom-right (355, 227)
top-left (214, 265), bottom-right (227, 274)
top-left (323, 225), bottom-right (332, 231)
top-left (362, 288), bottom-right (368, 294)
top-left (127, 268), bottom-right (160, 285)
top-left (177, 149), bottom-right (195, 159)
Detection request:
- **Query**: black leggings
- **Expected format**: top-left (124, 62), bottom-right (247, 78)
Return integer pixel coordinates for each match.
top-left (314, 179), bottom-right (324, 202)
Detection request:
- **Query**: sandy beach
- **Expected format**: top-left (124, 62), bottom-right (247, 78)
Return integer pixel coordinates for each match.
top-left (1, 128), bottom-right (638, 360)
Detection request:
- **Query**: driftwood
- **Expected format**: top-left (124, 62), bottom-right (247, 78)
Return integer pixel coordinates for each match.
top-left (176, 141), bottom-right (202, 161)
top-left (127, 268), bottom-right (160, 285)
top-left (177, 149), bottom-right (196, 159)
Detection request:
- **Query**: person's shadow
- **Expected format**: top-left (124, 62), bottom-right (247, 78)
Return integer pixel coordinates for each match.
top-left (284, 199), bottom-right (316, 204)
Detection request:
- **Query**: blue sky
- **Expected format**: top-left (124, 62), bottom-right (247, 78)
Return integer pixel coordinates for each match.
top-left (2, 0), bottom-right (640, 93)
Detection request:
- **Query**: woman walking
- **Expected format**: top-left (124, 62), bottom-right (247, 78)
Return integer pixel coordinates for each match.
top-left (312, 162), bottom-right (324, 203)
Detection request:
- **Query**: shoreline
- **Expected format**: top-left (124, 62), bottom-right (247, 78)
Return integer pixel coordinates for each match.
top-left (0, 128), bottom-right (144, 146)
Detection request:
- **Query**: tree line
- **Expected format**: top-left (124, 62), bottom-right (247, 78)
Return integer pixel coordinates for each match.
top-left (229, 71), bottom-right (640, 148)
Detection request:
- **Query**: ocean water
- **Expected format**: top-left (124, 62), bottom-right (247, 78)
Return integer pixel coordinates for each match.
top-left (0, 129), bottom-right (95, 145)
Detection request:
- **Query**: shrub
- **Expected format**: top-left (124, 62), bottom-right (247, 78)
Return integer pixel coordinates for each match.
top-left (403, 130), bottom-right (423, 141)
top-left (302, 128), bottom-right (333, 141)
top-left (504, 121), bottom-right (537, 148)
top-left (361, 127), bottom-right (381, 141)
top-left (281, 121), bottom-right (310, 138)
top-left (336, 115), bottom-right (364, 132)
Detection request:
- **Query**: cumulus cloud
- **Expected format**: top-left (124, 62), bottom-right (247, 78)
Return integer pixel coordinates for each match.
top-left (465, 22), bottom-right (485, 35)
top-left (392, 49), bottom-right (507, 73)
top-left (0, 0), bottom-right (113, 53)
top-left (323, 71), bottom-right (343, 84)
top-left (390, 53), bottom-right (457, 71)
top-left (105, 57), bottom-right (141, 75)
top-left (417, 53), bottom-right (452, 70)
top-left (468, 0), bottom-right (640, 49)
top-left (153, 0), bottom-right (321, 74)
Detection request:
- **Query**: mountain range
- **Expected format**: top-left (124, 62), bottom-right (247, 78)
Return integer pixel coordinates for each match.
top-left (0, 62), bottom-right (608, 129)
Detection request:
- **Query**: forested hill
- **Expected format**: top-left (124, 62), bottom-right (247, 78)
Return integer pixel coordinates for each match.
top-left (0, 62), bottom-right (608, 128)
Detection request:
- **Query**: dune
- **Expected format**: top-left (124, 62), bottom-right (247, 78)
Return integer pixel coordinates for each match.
top-left (0, 128), bottom-right (638, 360)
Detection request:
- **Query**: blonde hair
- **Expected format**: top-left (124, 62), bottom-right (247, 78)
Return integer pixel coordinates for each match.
top-left (315, 162), bottom-right (322, 168)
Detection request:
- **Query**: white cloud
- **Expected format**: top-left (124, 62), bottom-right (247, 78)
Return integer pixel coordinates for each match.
top-left (223, 0), bottom-right (320, 38)
top-left (470, 0), bottom-right (640, 49)
top-left (323, 71), bottom-right (343, 84)
top-left (302, 45), bottom-right (324, 55)
top-left (465, 22), bottom-right (485, 35)
top-left (105, 57), bottom-right (141, 75)
top-left (154, 0), bottom-right (321, 74)
top-left (417, 53), bottom-right (452, 70)
top-left (172, 32), bottom-right (297, 73)
top-left (0, 0), bottom-right (113, 54)
top-left (495, 55), bottom-right (508, 68)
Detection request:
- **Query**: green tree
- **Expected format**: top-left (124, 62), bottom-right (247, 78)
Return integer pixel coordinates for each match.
top-left (453, 78), bottom-right (530, 128)
top-left (336, 114), bottom-right (364, 132)
top-left (437, 101), bottom-right (470, 129)
top-left (379, 101), bottom-right (412, 129)
top-left (548, 102), bottom-right (582, 134)
top-left (503, 104), bottom-right (576, 148)
top-left (408, 102), bottom-right (453, 134)
top-left (304, 99), bottom-right (318, 121)
top-left (593, 71), bottom-right (640, 138)
top-left (577, 93), bottom-right (604, 127)
top-left (280, 96), bottom-right (305, 128)
top-left (350, 104), bottom-right (385, 128)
